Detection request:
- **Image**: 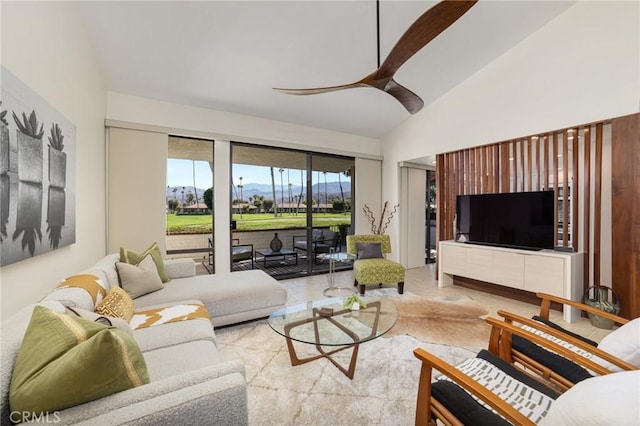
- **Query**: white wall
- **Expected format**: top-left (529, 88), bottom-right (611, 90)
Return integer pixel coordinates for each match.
top-left (0, 3), bottom-right (106, 319)
top-left (381, 1), bottom-right (640, 264)
top-left (107, 92), bottom-right (381, 159)
top-left (399, 165), bottom-right (427, 268)
top-left (354, 158), bottom-right (382, 236)
top-left (107, 128), bottom-right (168, 254)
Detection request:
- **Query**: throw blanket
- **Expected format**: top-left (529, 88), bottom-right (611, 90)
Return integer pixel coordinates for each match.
top-left (130, 304), bottom-right (211, 330)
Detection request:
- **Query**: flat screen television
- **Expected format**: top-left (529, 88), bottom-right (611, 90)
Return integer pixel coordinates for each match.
top-left (456, 190), bottom-right (555, 251)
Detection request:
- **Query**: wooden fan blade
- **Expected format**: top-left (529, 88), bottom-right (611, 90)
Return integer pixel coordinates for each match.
top-left (276, 75), bottom-right (423, 113)
top-left (273, 81), bottom-right (367, 95)
top-left (383, 79), bottom-right (424, 114)
top-left (375, 0), bottom-right (477, 80)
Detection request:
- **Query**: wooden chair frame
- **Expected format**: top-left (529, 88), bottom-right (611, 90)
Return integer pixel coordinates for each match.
top-left (493, 292), bottom-right (634, 391)
top-left (414, 317), bottom-right (620, 426)
top-left (535, 292), bottom-right (628, 326)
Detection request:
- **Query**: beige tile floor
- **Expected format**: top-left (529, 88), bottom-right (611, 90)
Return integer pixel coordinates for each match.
top-left (280, 263), bottom-right (613, 347)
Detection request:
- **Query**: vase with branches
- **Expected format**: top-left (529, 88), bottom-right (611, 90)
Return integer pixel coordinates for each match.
top-left (363, 201), bottom-right (399, 235)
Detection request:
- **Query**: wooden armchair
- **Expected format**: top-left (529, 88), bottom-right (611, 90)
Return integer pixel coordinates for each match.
top-left (414, 317), bottom-right (632, 425)
top-left (495, 292), bottom-right (637, 391)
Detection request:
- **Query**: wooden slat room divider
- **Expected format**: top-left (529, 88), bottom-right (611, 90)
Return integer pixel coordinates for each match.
top-left (436, 120), bottom-right (610, 297)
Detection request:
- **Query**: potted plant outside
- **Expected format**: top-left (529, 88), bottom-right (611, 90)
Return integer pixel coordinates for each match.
top-left (47, 123), bottom-right (66, 188)
top-left (0, 102), bottom-right (9, 175)
top-left (12, 110), bottom-right (44, 183)
top-left (583, 285), bottom-right (620, 330)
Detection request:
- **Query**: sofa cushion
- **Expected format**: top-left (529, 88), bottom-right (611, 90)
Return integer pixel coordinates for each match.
top-left (116, 254), bottom-right (164, 299)
top-left (142, 340), bottom-right (228, 381)
top-left (134, 318), bottom-right (217, 352)
top-left (540, 371), bottom-right (640, 425)
top-left (9, 306), bottom-right (149, 414)
top-left (120, 242), bottom-right (169, 283)
top-left (133, 270), bottom-right (287, 327)
top-left (41, 274), bottom-right (108, 311)
top-left (95, 286), bottom-right (135, 321)
top-left (130, 303), bottom-right (211, 330)
top-left (596, 317), bottom-right (640, 371)
top-left (163, 257), bottom-right (196, 279)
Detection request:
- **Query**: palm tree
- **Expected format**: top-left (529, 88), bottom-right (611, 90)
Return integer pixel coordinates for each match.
top-left (316, 171), bottom-right (321, 213)
top-left (270, 167), bottom-right (278, 217)
top-left (323, 171), bottom-right (328, 213)
top-left (278, 168), bottom-right (285, 216)
top-left (297, 169), bottom-right (304, 215)
top-left (192, 160), bottom-right (199, 207)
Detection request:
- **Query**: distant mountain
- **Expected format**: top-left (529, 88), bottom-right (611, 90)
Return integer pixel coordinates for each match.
top-left (167, 181), bottom-right (350, 203)
top-left (166, 186), bottom-right (208, 200)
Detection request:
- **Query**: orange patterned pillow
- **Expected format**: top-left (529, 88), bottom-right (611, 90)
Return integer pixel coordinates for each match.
top-left (95, 286), bottom-right (134, 322)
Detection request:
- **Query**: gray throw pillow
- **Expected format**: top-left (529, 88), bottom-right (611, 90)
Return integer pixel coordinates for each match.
top-left (356, 242), bottom-right (383, 259)
top-left (115, 254), bottom-right (164, 298)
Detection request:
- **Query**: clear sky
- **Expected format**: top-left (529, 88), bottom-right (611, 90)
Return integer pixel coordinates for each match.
top-left (166, 159), bottom-right (213, 188)
top-left (167, 160), bottom-right (348, 188)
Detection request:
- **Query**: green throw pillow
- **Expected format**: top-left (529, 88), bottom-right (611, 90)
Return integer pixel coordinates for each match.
top-left (120, 241), bottom-right (169, 283)
top-left (9, 306), bottom-right (149, 414)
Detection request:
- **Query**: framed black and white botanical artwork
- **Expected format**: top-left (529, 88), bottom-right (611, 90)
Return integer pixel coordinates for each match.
top-left (1, 67), bottom-right (76, 266)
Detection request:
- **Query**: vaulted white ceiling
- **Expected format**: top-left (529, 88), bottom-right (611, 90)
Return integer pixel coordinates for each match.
top-left (78, 1), bottom-right (574, 139)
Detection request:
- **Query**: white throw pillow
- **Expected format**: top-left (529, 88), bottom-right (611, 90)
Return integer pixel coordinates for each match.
top-left (540, 371), bottom-right (640, 425)
top-left (596, 317), bottom-right (640, 371)
top-left (115, 254), bottom-right (164, 299)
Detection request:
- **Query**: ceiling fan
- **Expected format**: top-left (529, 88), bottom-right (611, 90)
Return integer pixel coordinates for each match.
top-left (274, 0), bottom-right (478, 114)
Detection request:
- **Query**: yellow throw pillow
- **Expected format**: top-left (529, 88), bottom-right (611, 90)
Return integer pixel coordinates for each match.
top-left (95, 286), bottom-right (135, 322)
top-left (120, 242), bottom-right (169, 283)
top-left (9, 306), bottom-right (148, 415)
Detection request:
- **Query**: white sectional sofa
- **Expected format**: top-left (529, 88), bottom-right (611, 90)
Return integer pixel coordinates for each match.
top-left (1, 254), bottom-right (288, 425)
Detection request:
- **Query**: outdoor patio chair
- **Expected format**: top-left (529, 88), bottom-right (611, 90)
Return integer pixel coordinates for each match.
top-left (413, 317), bottom-right (639, 425)
top-left (346, 234), bottom-right (404, 295)
top-left (231, 238), bottom-right (254, 269)
top-left (206, 236), bottom-right (254, 271)
top-left (292, 228), bottom-right (339, 263)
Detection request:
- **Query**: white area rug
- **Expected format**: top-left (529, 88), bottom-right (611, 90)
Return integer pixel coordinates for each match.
top-left (216, 316), bottom-right (476, 425)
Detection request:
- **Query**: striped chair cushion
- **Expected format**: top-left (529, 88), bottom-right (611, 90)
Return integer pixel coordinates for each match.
top-left (437, 350), bottom-right (558, 424)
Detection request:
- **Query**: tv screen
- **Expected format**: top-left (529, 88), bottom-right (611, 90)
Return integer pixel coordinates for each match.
top-left (456, 190), bottom-right (555, 250)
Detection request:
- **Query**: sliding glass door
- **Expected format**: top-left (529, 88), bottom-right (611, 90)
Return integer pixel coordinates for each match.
top-left (310, 154), bottom-right (354, 274)
top-left (231, 143), bottom-right (354, 278)
top-left (166, 136), bottom-right (214, 273)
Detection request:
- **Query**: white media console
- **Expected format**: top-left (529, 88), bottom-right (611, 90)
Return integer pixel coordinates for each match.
top-left (438, 240), bottom-right (584, 323)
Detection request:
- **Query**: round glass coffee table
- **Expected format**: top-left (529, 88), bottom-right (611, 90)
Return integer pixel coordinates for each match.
top-left (268, 297), bottom-right (398, 379)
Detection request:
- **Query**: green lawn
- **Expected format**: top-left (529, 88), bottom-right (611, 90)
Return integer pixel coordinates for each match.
top-left (166, 212), bottom-right (350, 233)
